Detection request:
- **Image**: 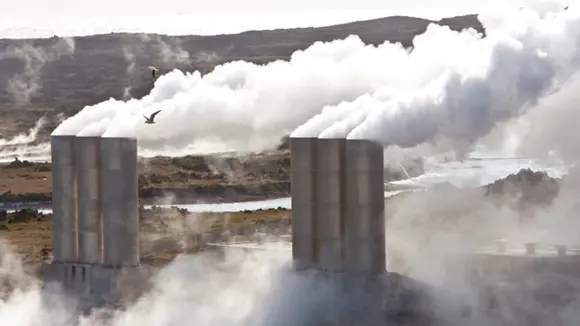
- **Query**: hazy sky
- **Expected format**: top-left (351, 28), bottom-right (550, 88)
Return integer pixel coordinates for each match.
top-left (5, 0), bottom-right (540, 16)
top-left (0, 0), bottom-right (566, 38)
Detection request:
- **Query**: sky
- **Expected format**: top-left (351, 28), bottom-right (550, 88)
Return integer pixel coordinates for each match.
top-left (0, 0), bottom-right (550, 38)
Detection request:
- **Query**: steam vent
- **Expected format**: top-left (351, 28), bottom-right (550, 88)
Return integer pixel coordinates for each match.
top-left (42, 135), bottom-right (151, 308)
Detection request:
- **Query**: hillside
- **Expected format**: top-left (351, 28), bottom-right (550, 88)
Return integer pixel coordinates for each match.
top-left (0, 14), bottom-right (484, 140)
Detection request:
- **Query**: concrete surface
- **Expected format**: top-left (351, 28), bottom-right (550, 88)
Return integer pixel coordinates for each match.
top-left (50, 135), bottom-right (78, 263)
top-left (316, 138), bottom-right (346, 272)
top-left (100, 137), bottom-right (140, 267)
top-left (75, 136), bottom-right (103, 264)
top-left (344, 139), bottom-right (386, 274)
top-left (290, 137), bottom-right (318, 270)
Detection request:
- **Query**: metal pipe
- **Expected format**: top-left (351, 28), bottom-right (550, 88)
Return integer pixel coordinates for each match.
top-left (101, 137), bottom-right (140, 267)
top-left (316, 138), bottom-right (346, 272)
top-left (290, 137), bottom-right (318, 270)
top-left (75, 136), bottom-right (103, 264)
top-left (50, 135), bottom-right (78, 263)
top-left (344, 139), bottom-right (385, 274)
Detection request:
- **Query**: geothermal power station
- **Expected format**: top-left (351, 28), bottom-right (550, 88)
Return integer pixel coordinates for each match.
top-left (42, 135), bottom-right (150, 307)
top-left (41, 133), bottom-right (580, 320)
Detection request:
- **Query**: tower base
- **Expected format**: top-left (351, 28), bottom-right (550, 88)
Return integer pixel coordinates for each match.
top-left (41, 262), bottom-right (154, 311)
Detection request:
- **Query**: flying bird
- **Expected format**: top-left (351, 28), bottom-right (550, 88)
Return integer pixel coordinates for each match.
top-left (143, 109), bottom-right (162, 124)
top-left (149, 66), bottom-right (159, 78)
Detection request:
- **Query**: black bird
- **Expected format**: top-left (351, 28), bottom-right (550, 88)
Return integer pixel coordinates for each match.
top-left (143, 109), bottom-right (162, 124)
top-left (149, 66), bottom-right (159, 78)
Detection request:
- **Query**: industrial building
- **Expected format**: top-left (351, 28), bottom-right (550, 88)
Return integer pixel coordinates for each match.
top-left (287, 135), bottom-right (580, 324)
top-left (41, 132), bottom-right (580, 323)
top-left (42, 135), bottom-right (151, 309)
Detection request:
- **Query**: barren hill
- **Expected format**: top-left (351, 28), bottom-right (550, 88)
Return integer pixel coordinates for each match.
top-left (0, 14), bottom-right (483, 139)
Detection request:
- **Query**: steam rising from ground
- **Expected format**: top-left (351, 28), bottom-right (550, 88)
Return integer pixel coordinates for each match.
top-left (0, 38), bottom-right (75, 104)
top-left (0, 117), bottom-right (53, 163)
top-left (121, 35), bottom-right (193, 101)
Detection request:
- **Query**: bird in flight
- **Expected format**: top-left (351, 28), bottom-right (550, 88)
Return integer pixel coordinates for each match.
top-left (149, 66), bottom-right (159, 78)
top-left (143, 109), bottom-right (162, 124)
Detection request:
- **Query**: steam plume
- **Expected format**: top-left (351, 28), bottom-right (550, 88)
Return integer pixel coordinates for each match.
top-left (0, 117), bottom-right (46, 147)
top-left (122, 45), bottom-right (137, 100)
top-left (51, 35), bottom-right (416, 150)
top-left (294, 6), bottom-right (580, 162)
top-left (52, 6), bottom-right (578, 157)
top-left (0, 38), bottom-right (75, 104)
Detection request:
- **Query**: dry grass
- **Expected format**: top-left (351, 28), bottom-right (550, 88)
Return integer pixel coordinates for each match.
top-left (0, 219), bottom-right (52, 265)
top-left (0, 166), bottom-right (52, 195)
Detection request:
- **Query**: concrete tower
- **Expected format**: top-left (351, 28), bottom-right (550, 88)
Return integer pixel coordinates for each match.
top-left (344, 139), bottom-right (385, 274)
top-left (50, 135), bottom-right (78, 263)
top-left (316, 138), bottom-right (346, 272)
top-left (290, 137), bottom-right (318, 270)
top-left (100, 137), bottom-right (140, 267)
top-left (75, 136), bottom-right (103, 264)
top-left (290, 136), bottom-right (386, 275)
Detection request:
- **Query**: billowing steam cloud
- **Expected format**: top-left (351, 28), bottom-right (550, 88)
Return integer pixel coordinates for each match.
top-left (293, 6), bottom-right (580, 160)
top-left (0, 38), bottom-right (75, 104)
top-left (52, 36), bottom-right (418, 151)
top-left (480, 70), bottom-right (580, 164)
top-left (51, 6), bottom-right (579, 158)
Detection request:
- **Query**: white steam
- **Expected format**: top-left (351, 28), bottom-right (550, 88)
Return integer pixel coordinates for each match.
top-left (51, 34), bottom-right (422, 149)
top-left (0, 117), bottom-right (46, 147)
top-left (0, 38), bottom-right (75, 104)
top-left (0, 242), bottom-right (350, 326)
top-left (0, 117), bottom-right (51, 162)
top-left (122, 45), bottom-right (137, 101)
top-left (481, 70), bottom-right (580, 164)
top-left (122, 35), bottom-right (193, 101)
top-left (294, 6), bottom-right (580, 163)
top-left (52, 5), bottom-right (579, 157)
top-left (146, 35), bottom-right (191, 66)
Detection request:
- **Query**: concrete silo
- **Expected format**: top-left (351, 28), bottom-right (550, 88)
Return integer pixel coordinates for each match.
top-left (100, 137), bottom-right (140, 267)
top-left (75, 136), bottom-right (103, 264)
top-left (50, 135), bottom-right (78, 263)
top-left (290, 137), bottom-right (318, 270)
